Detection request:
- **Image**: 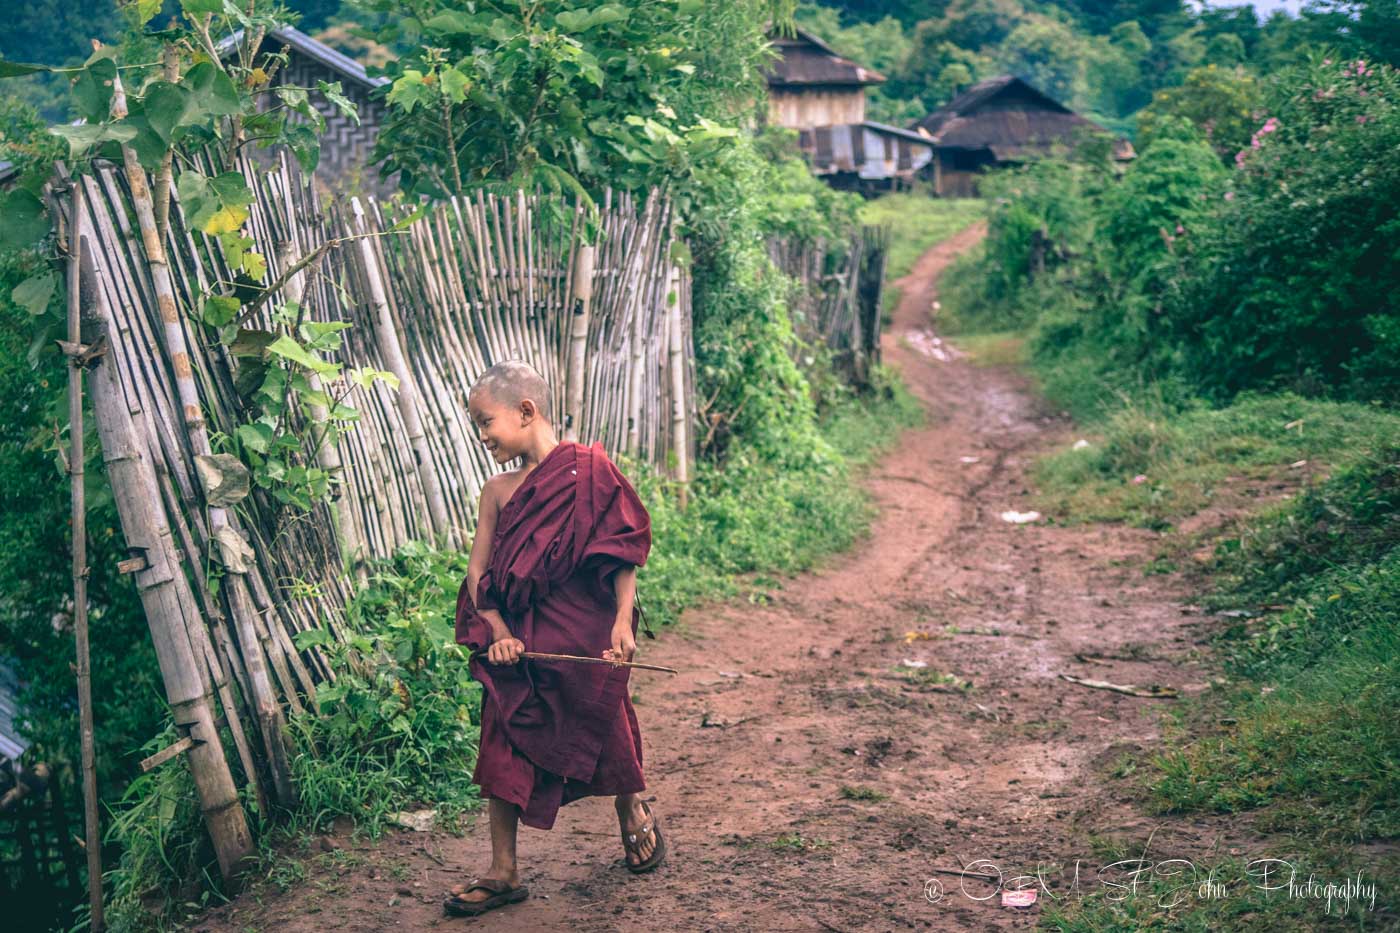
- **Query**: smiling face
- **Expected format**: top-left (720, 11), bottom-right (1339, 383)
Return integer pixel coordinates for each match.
top-left (467, 387), bottom-right (528, 464)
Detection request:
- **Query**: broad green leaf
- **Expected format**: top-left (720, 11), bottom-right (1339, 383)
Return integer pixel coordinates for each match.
top-left (0, 190), bottom-right (50, 249)
top-left (207, 171), bottom-right (254, 207)
top-left (12, 273), bottom-right (56, 316)
top-left (202, 205), bottom-right (247, 236)
top-left (438, 67), bottom-right (470, 104)
top-left (242, 249), bottom-right (267, 281)
top-left (48, 123), bottom-right (138, 160)
top-left (386, 70), bottom-right (432, 114)
top-left (200, 295), bottom-right (241, 327)
top-left (267, 334), bottom-right (339, 376)
top-left (179, 0), bottom-right (226, 13)
top-left (72, 58), bottom-right (117, 122)
top-left (298, 320), bottom-right (351, 350)
top-left (145, 81), bottom-right (198, 142)
top-left (134, 0), bottom-right (163, 26)
top-left (184, 61), bottom-right (241, 117)
top-left (235, 421), bottom-right (274, 454)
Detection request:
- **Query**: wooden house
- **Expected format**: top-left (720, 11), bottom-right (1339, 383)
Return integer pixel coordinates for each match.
top-left (765, 28), bottom-right (935, 193)
top-left (217, 25), bottom-right (392, 194)
top-left (912, 75), bottom-right (1134, 197)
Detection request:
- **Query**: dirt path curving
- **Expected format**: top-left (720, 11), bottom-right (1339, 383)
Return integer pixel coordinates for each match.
top-left (201, 222), bottom-right (1237, 932)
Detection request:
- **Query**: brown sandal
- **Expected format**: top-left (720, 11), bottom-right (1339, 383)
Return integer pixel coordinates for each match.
top-left (620, 800), bottom-right (667, 873)
top-left (442, 876), bottom-right (530, 916)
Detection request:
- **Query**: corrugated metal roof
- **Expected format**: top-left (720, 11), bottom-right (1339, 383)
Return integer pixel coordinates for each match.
top-left (795, 123), bottom-right (935, 180)
top-left (766, 28), bottom-right (885, 88)
top-left (0, 661), bottom-right (30, 763)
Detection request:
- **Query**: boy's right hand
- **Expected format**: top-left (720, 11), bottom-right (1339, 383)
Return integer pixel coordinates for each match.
top-left (486, 635), bottom-right (525, 665)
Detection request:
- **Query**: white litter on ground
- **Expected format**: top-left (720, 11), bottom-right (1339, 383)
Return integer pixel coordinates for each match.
top-left (999, 510), bottom-right (1042, 524)
top-left (388, 809), bottom-right (437, 832)
top-left (1072, 439), bottom-right (1091, 449)
top-left (900, 659), bottom-right (929, 669)
top-left (959, 455), bottom-right (981, 463)
top-left (904, 329), bottom-right (964, 362)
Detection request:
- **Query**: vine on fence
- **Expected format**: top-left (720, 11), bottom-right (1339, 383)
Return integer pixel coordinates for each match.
top-left (0, 0), bottom-right (393, 520)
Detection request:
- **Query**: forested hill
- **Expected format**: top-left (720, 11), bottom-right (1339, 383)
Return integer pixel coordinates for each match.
top-left (798, 0), bottom-right (1399, 131)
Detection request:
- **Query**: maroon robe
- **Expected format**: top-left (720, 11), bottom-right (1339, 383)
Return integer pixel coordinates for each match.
top-left (455, 440), bottom-right (652, 829)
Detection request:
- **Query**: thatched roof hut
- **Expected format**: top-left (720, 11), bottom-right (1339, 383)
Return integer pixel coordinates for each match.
top-left (912, 75), bottom-right (1133, 196)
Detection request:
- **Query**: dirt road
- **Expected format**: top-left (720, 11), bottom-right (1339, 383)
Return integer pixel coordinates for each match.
top-left (202, 224), bottom-right (1233, 932)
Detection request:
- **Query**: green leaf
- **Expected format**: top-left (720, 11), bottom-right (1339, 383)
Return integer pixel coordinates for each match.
top-left (184, 61), bottom-right (241, 117)
top-left (200, 295), bottom-right (241, 328)
top-left (0, 59), bottom-right (52, 78)
top-left (48, 123), bottom-right (138, 160)
top-left (267, 334), bottom-right (339, 376)
top-left (207, 171), bottom-right (254, 207)
top-left (387, 204), bottom-right (427, 232)
top-left (316, 80), bottom-right (359, 126)
top-left (180, 0), bottom-right (226, 13)
top-left (122, 113), bottom-right (170, 172)
top-left (0, 190), bottom-right (50, 249)
top-left (438, 67), bottom-right (471, 105)
top-left (72, 58), bottom-right (117, 122)
top-left (236, 421), bottom-right (274, 454)
top-left (298, 320), bottom-right (351, 351)
top-left (294, 627), bottom-right (334, 650)
top-left (12, 273), bottom-right (56, 316)
top-left (144, 81), bottom-right (198, 142)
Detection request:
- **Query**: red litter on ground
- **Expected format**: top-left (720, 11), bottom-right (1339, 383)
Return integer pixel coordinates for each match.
top-left (1002, 889), bottom-right (1038, 908)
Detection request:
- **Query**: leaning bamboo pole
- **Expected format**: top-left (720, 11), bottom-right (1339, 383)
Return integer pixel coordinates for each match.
top-left (108, 70), bottom-right (297, 810)
top-left (351, 197), bottom-right (459, 549)
top-left (77, 241), bottom-right (254, 881)
top-left (61, 177), bottom-right (104, 932)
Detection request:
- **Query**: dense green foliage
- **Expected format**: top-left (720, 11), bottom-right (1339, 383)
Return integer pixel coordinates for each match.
top-left (946, 56), bottom-right (1399, 415)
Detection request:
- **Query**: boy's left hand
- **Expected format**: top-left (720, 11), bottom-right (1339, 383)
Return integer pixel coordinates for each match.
top-left (603, 619), bottom-right (636, 666)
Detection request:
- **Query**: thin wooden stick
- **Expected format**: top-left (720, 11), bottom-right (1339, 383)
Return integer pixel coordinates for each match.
top-left (470, 648), bottom-right (678, 675)
top-left (64, 174), bottom-right (104, 933)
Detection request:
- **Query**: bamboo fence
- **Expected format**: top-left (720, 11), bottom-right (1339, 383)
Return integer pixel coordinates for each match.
top-left (769, 224), bottom-right (889, 386)
top-left (49, 151), bottom-right (694, 875)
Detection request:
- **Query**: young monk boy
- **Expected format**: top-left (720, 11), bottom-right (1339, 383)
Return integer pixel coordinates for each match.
top-left (444, 359), bottom-right (667, 917)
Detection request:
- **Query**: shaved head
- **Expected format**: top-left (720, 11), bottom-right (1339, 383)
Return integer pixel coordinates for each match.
top-left (470, 359), bottom-right (553, 423)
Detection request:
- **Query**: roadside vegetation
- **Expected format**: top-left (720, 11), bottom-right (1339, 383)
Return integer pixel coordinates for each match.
top-left (941, 50), bottom-right (1399, 930)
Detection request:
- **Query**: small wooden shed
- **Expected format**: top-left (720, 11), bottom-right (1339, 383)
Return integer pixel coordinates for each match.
top-left (913, 75), bottom-right (1134, 197)
top-left (765, 28), bottom-right (936, 193)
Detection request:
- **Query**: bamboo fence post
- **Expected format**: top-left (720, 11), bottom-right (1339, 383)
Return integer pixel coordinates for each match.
top-left (61, 176), bottom-right (104, 932)
top-left (108, 68), bottom-right (298, 810)
top-left (350, 197), bottom-right (459, 549)
top-left (564, 244), bottom-right (595, 443)
top-left (77, 241), bottom-right (254, 882)
top-left (665, 257), bottom-right (689, 508)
